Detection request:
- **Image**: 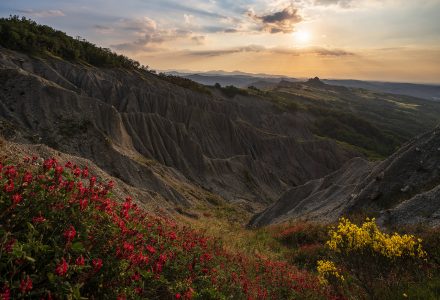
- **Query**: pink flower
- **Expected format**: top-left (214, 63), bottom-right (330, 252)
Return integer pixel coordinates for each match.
top-left (55, 258), bottom-right (69, 276)
top-left (19, 275), bottom-right (33, 294)
top-left (92, 258), bottom-right (103, 272)
top-left (63, 225), bottom-right (77, 243)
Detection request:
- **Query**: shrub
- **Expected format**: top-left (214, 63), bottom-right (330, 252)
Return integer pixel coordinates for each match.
top-left (319, 218), bottom-right (427, 298)
top-left (0, 157), bottom-right (331, 299)
top-left (0, 16), bottom-right (147, 70)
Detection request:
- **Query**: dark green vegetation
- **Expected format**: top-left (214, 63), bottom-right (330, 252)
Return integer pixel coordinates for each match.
top-left (266, 81), bottom-right (440, 159)
top-left (214, 83), bottom-right (249, 98)
top-left (158, 73), bottom-right (212, 95)
top-left (0, 16), bottom-right (143, 69)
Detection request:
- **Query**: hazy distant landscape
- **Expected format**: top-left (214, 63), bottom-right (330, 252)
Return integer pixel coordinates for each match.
top-left (167, 70), bottom-right (440, 101)
top-left (1, 1), bottom-right (440, 299)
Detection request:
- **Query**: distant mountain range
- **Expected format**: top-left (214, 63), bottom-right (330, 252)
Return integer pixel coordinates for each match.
top-left (166, 71), bottom-right (440, 101)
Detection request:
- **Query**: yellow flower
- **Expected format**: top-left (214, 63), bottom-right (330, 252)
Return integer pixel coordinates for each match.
top-left (317, 260), bottom-right (344, 285)
top-left (326, 218), bottom-right (426, 260)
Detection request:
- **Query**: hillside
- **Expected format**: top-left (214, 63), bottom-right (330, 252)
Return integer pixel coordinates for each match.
top-left (266, 78), bottom-right (440, 158)
top-left (1, 17), bottom-right (440, 299)
top-left (0, 45), bottom-right (360, 213)
top-left (250, 125), bottom-right (440, 227)
top-left (173, 71), bottom-right (440, 101)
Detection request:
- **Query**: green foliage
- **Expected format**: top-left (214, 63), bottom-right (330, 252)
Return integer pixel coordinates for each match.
top-left (158, 73), bottom-right (212, 95)
top-left (0, 16), bottom-right (145, 69)
top-left (215, 84), bottom-right (249, 98)
top-left (320, 218), bottom-right (428, 299)
top-left (308, 105), bottom-right (401, 158)
top-left (0, 157), bottom-right (331, 299)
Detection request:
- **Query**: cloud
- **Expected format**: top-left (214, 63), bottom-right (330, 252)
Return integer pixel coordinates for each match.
top-left (183, 45), bottom-right (354, 57)
top-left (187, 45), bottom-right (266, 57)
top-left (17, 9), bottom-right (65, 18)
top-left (184, 14), bottom-right (195, 25)
top-left (248, 5), bottom-right (302, 33)
top-left (93, 25), bottom-right (113, 34)
top-left (313, 0), bottom-right (355, 8)
top-left (191, 35), bottom-right (206, 45)
top-left (110, 17), bottom-right (193, 52)
top-left (309, 47), bottom-right (355, 56)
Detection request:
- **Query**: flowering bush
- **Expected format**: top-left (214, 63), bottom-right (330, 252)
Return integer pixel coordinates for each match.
top-left (319, 217), bottom-right (428, 298)
top-left (316, 260), bottom-right (344, 285)
top-left (0, 157), bottom-right (332, 299)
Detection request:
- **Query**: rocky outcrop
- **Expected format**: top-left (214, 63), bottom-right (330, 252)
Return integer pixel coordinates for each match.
top-left (250, 127), bottom-right (440, 227)
top-left (249, 158), bottom-right (373, 226)
top-left (0, 48), bottom-right (355, 210)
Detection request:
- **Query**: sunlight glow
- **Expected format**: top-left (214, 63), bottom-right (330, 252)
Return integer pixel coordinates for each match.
top-left (294, 30), bottom-right (312, 45)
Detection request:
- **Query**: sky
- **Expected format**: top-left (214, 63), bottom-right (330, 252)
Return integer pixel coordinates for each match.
top-left (1, 0), bottom-right (440, 83)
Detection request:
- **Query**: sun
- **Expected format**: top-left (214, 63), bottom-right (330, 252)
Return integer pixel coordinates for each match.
top-left (294, 30), bottom-right (312, 44)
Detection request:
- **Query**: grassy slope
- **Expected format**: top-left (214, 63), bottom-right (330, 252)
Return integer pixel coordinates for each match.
top-left (257, 82), bottom-right (440, 159)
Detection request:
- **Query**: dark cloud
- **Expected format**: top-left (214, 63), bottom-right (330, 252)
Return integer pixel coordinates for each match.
top-left (248, 5), bottom-right (302, 33)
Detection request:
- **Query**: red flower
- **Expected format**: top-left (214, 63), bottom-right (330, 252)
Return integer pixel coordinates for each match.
top-left (168, 231), bottom-right (177, 240)
top-left (146, 244), bottom-right (156, 254)
top-left (19, 275), bottom-right (33, 294)
top-left (32, 215), bottom-right (47, 223)
top-left (5, 166), bottom-right (17, 179)
top-left (89, 176), bottom-right (96, 187)
top-left (55, 166), bottom-right (63, 175)
top-left (82, 167), bottom-right (89, 178)
top-left (123, 242), bottom-right (134, 253)
top-left (92, 258), bottom-right (103, 272)
top-left (107, 180), bottom-right (115, 189)
top-left (73, 167), bottom-right (81, 177)
top-left (4, 180), bottom-right (14, 193)
top-left (12, 193), bottom-right (23, 205)
top-left (175, 293), bottom-right (182, 299)
top-left (63, 225), bottom-right (77, 243)
top-left (4, 239), bottom-right (16, 253)
top-left (55, 258), bottom-right (69, 276)
top-left (22, 171), bottom-right (33, 183)
top-left (1, 285), bottom-right (10, 300)
top-left (79, 198), bottom-right (88, 211)
top-left (75, 255), bottom-right (85, 266)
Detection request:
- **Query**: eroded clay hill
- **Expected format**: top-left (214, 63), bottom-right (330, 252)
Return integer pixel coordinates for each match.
top-left (0, 47), bottom-right (355, 212)
top-left (250, 126), bottom-right (440, 227)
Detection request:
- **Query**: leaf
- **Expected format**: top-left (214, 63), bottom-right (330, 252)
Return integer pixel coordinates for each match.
top-left (25, 256), bottom-right (36, 263)
top-left (71, 242), bottom-right (85, 252)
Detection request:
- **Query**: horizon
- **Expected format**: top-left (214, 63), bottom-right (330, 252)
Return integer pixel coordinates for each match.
top-left (1, 0), bottom-right (440, 84)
